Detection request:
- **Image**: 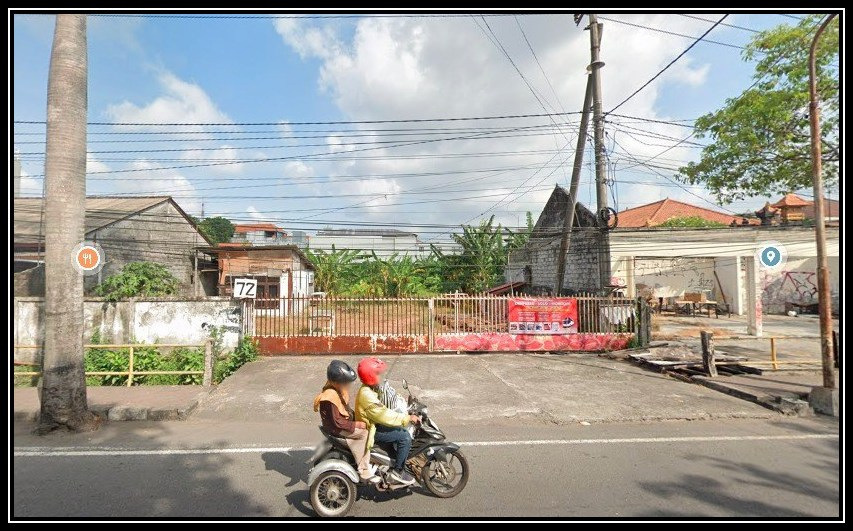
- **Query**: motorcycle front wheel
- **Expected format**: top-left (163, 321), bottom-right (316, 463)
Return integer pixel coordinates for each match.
top-left (310, 470), bottom-right (356, 517)
top-left (421, 449), bottom-right (469, 498)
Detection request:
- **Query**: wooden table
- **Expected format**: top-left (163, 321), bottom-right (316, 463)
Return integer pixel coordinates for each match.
top-left (674, 300), bottom-right (719, 317)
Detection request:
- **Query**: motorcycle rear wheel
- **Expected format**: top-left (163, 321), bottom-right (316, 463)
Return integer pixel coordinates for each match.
top-left (421, 449), bottom-right (469, 498)
top-left (310, 470), bottom-right (356, 517)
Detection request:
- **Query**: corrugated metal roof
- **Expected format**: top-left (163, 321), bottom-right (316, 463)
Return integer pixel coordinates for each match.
top-left (14, 196), bottom-right (171, 242)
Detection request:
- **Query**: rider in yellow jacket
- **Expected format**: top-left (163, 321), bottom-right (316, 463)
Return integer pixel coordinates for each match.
top-left (354, 357), bottom-right (420, 485)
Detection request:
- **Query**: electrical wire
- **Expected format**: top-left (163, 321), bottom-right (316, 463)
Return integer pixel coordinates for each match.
top-left (607, 15), bottom-right (729, 115)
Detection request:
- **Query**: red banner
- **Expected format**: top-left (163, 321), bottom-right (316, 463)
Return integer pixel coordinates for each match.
top-left (508, 298), bottom-right (578, 334)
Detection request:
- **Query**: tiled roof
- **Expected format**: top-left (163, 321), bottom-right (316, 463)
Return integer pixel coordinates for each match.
top-left (771, 193), bottom-right (812, 208)
top-left (234, 223), bottom-right (284, 233)
top-left (617, 198), bottom-right (755, 228)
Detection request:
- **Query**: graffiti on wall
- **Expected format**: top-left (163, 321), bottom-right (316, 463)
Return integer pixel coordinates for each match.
top-left (762, 269), bottom-right (819, 314)
top-left (687, 271), bottom-right (714, 293)
top-left (633, 257), bottom-right (715, 298)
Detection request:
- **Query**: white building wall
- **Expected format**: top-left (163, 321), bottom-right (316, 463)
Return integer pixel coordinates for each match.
top-left (308, 234), bottom-right (426, 258)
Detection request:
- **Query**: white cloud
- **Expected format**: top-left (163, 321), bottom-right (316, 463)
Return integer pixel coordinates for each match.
top-left (182, 145), bottom-right (242, 175)
top-left (273, 18), bottom-right (343, 60)
top-left (115, 159), bottom-right (201, 213)
top-left (87, 154), bottom-right (111, 175)
top-left (106, 71), bottom-right (232, 130)
top-left (246, 206), bottom-right (275, 222)
top-left (272, 15), bottom-right (725, 228)
top-left (283, 160), bottom-right (314, 178)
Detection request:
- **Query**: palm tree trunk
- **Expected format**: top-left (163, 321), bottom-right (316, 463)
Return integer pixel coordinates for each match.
top-left (38, 14), bottom-right (97, 433)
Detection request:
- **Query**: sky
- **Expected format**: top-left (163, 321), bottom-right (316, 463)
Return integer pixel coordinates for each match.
top-left (11, 11), bottom-right (836, 246)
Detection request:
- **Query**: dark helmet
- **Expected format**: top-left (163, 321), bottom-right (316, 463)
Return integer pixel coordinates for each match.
top-left (327, 360), bottom-right (357, 383)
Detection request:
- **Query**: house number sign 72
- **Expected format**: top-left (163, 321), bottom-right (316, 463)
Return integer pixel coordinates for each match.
top-left (233, 278), bottom-right (258, 299)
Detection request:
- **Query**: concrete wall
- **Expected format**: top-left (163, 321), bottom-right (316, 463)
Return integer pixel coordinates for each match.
top-left (87, 201), bottom-right (210, 296)
top-left (714, 256), bottom-right (743, 314)
top-left (760, 256), bottom-right (840, 314)
top-left (618, 257), bottom-right (717, 300)
top-left (13, 297), bottom-right (240, 363)
top-left (609, 226), bottom-right (840, 316)
top-left (506, 186), bottom-right (603, 295)
top-left (13, 265), bottom-right (45, 297)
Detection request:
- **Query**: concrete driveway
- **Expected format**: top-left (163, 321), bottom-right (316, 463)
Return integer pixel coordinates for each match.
top-left (193, 353), bottom-right (774, 426)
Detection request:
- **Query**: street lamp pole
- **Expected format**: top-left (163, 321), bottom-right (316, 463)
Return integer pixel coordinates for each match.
top-left (807, 14), bottom-right (837, 415)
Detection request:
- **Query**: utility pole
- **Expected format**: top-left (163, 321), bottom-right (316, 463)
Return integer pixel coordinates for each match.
top-left (806, 14), bottom-right (838, 416)
top-left (554, 77), bottom-right (592, 294)
top-left (587, 14), bottom-right (612, 292)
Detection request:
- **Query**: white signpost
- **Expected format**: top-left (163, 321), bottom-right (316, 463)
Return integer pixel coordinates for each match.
top-left (233, 278), bottom-right (258, 299)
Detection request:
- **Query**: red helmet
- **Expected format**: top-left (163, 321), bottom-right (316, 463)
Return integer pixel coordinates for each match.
top-left (357, 357), bottom-right (387, 386)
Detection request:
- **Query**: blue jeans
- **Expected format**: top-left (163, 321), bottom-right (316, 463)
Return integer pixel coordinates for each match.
top-left (373, 425), bottom-right (412, 470)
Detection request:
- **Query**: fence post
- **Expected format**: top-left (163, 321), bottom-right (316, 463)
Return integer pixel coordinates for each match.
top-left (833, 330), bottom-right (839, 369)
top-left (127, 346), bottom-right (135, 386)
top-left (203, 339), bottom-right (214, 387)
top-left (700, 331), bottom-right (717, 377)
top-left (636, 298), bottom-right (651, 348)
top-left (428, 298), bottom-right (435, 352)
top-left (770, 337), bottom-right (778, 370)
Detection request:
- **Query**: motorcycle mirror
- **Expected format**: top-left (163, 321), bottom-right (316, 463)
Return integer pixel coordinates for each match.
top-left (402, 378), bottom-right (408, 390)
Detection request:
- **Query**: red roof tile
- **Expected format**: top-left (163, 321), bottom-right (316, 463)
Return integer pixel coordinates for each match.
top-left (233, 223), bottom-right (284, 233)
top-left (771, 193), bottom-right (812, 208)
top-left (617, 198), bottom-right (753, 228)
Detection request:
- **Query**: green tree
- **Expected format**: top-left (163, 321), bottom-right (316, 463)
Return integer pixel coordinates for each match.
top-left (306, 247), bottom-right (360, 294)
top-left (95, 262), bottom-right (180, 301)
top-left (39, 14), bottom-right (97, 433)
top-left (657, 216), bottom-right (728, 228)
top-left (678, 15), bottom-right (838, 202)
top-left (193, 216), bottom-right (234, 244)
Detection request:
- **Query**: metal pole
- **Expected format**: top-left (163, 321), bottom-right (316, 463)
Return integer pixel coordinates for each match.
top-left (808, 14), bottom-right (837, 390)
top-left (554, 76), bottom-right (593, 295)
top-left (587, 14), bottom-right (612, 291)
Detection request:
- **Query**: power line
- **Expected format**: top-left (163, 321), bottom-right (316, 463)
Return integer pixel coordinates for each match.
top-left (677, 13), bottom-right (759, 33)
top-left (597, 16), bottom-right (745, 51)
top-left (14, 110), bottom-right (583, 127)
top-left (83, 13), bottom-right (546, 20)
top-left (607, 15), bottom-right (729, 115)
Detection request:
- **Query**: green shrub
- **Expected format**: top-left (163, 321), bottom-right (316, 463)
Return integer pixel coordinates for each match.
top-left (214, 336), bottom-right (259, 383)
top-left (94, 262), bottom-right (179, 301)
top-left (83, 344), bottom-right (204, 386)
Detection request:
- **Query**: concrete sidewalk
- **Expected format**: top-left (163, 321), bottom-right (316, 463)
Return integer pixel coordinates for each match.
top-left (192, 353), bottom-right (775, 426)
top-left (655, 313), bottom-right (838, 340)
top-left (14, 386), bottom-right (210, 422)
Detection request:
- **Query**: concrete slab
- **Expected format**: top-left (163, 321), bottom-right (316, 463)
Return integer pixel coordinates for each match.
top-left (693, 370), bottom-right (838, 416)
top-left (14, 386), bottom-right (209, 423)
top-left (192, 354), bottom-right (775, 426)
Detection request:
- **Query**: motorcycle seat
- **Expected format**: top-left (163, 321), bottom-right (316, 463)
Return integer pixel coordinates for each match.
top-left (319, 426), bottom-right (351, 448)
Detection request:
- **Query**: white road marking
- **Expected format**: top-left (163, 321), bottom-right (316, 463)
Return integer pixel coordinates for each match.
top-left (13, 433), bottom-right (837, 457)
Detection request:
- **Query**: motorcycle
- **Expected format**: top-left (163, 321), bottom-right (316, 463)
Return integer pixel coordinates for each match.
top-left (307, 379), bottom-right (470, 517)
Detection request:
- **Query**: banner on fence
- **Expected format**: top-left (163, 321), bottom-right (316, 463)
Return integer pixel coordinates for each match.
top-left (508, 298), bottom-right (578, 334)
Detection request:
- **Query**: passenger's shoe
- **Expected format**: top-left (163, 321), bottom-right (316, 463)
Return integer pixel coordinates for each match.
top-left (388, 468), bottom-right (416, 485)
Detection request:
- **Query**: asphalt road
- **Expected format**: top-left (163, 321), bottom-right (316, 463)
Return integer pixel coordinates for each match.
top-left (13, 417), bottom-right (839, 518)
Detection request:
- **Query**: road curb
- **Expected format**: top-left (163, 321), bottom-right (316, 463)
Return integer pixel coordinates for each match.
top-left (14, 390), bottom-right (211, 424)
